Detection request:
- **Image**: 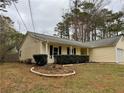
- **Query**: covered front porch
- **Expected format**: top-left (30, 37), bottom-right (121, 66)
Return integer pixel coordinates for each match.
top-left (40, 41), bottom-right (90, 63)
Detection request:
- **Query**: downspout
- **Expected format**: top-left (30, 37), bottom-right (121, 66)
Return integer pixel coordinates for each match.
top-left (40, 41), bottom-right (42, 54)
top-left (87, 48), bottom-right (89, 56)
top-left (115, 47), bottom-right (118, 64)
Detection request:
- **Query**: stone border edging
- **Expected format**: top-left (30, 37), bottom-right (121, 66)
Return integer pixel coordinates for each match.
top-left (30, 67), bottom-right (76, 77)
top-left (63, 64), bottom-right (73, 67)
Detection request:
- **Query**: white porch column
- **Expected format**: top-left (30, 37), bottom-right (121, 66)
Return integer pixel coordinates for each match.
top-left (87, 48), bottom-right (89, 55)
top-left (45, 42), bottom-right (48, 55)
top-left (70, 46), bottom-right (73, 55)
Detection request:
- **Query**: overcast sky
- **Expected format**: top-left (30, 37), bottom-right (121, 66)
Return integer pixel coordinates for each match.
top-left (2, 0), bottom-right (124, 35)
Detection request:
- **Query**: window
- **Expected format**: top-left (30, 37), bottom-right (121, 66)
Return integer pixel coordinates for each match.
top-left (54, 47), bottom-right (58, 56)
top-left (67, 47), bottom-right (70, 55)
top-left (59, 46), bottom-right (61, 55)
top-left (81, 48), bottom-right (87, 55)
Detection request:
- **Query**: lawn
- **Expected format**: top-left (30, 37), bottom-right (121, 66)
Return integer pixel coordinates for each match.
top-left (1, 62), bottom-right (124, 93)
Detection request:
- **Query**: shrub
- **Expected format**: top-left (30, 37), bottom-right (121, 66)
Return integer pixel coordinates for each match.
top-left (54, 55), bottom-right (89, 64)
top-left (33, 54), bottom-right (48, 66)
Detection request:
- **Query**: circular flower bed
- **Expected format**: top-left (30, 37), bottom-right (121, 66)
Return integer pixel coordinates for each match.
top-left (30, 64), bottom-right (76, 77)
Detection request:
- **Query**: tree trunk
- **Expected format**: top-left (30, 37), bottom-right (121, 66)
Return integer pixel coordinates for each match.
top-left (94, 28), bottom-right (97, 40)
top-left (81, 24), bottom-right (84, 42)
top-left (0, 56), bottom-right (5, 62)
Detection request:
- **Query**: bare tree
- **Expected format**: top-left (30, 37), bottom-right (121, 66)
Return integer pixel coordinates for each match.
top-left (0, 0), bottom-right (17, 12)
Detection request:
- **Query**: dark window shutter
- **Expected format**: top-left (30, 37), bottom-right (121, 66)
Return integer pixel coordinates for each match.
top-left (67, 47), bottom-right (70, 55)
top-left (74, 48), bottom-right (76, 55)
top-left (59, 46), bottom-right (61, 55)
top-left (50, 45), bottom-right (53, 56)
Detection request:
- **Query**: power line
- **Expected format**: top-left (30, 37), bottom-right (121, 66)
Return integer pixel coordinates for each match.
top-left (13, 2), bottom-right (28, 31)
top-left (28, 0), bottom-right (36, 32)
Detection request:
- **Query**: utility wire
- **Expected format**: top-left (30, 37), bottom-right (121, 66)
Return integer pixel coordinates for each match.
top-left (28, 0), bottom-right (36, 32)
top-left (13, 2), bottom-right (28, 31)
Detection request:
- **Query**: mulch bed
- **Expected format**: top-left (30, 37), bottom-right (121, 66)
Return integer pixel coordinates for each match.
top-left (34, 64), bottom-right (74, 74)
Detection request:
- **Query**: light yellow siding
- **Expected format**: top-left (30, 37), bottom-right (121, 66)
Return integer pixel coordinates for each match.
top-left (20, 35), bottom-right (41, 60)
top-left (90, 47), bottom-right (116, 62)
top-left (76, 47), bottom-right (81, 55)
top-left (41, 42), bottom-right (47, 54)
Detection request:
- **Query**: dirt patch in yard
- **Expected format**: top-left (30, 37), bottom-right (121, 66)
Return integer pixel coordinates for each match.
top-left (90, 80), bottom-right (112, 90)
top-left (33, 64), bottom-right (75, 74)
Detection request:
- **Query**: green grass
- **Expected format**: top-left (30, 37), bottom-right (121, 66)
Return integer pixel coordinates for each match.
top-left (1, 62), bottom-right (124, 93)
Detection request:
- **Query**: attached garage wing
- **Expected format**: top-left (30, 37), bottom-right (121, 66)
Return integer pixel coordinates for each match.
top-left (116, 48), bottom-right (124, 63)
top-left (90, 47), bottom-right (116, 63)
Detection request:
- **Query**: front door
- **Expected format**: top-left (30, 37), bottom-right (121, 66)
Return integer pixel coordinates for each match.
top-left (54, 47), bottom-right (58, 56)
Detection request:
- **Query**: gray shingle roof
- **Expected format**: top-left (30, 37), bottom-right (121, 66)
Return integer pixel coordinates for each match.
top-left (83, 36), bottom-right (122, 48)
top-left (28, 31), bottom-right (122, 48)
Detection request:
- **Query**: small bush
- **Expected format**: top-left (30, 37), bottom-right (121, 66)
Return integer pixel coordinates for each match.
top-left (54, 55), bottom-right (89, 64)
top-left (33, 54), bottom-right (48, 66)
